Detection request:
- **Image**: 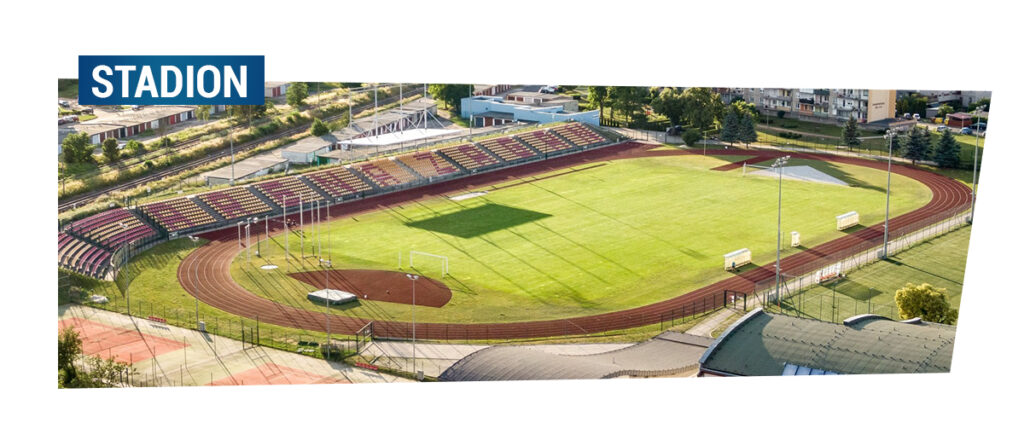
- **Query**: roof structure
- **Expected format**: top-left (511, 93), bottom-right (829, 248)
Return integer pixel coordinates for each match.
top-left (201, 153), bottom-right (288, 181)
top-left (284, 134), bottom-right (338, 153)
top-left (699, 309), bottom-right (956, 376)
top-left (439, 332), bottom-right (713, 381)
top-left (68, 105), bottom-right (196, 135)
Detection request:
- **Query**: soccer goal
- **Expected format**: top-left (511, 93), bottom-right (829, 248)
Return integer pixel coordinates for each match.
top-left (409, 250), bottom-right (449, 277)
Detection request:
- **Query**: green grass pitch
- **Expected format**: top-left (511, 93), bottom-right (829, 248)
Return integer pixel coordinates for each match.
top-left (228, 152), bottom-right (932, 324)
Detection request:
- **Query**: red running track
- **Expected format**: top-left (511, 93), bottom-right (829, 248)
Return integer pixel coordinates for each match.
top-left (178, 142), bottom-right (971, 340)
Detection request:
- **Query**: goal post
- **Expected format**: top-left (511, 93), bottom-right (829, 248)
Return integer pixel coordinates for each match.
top-left (409, 250), bottom-right (449, 277)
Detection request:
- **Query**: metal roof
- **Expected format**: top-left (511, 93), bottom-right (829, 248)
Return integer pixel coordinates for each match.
top-left (440, 331), bottom-right (713, 381)
top-left (699, 309), bottom-right (956, 376)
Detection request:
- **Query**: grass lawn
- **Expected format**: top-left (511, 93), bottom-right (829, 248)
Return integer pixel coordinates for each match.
top-left (229, 152), bottom-right (931, 324)
top-left (763, 117), bottom-right (847, 137)
top-left (769, 225), bottom-right (971, 323)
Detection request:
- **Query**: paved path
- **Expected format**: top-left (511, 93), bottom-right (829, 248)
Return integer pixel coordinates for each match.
top-left (685, 308), bottom-right (740, 338)
top-left (58, 305), bottom-right (411, 387)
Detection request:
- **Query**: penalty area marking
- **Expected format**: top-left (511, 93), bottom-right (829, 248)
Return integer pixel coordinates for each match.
top-left (449, 191), bottom-right (488, 201)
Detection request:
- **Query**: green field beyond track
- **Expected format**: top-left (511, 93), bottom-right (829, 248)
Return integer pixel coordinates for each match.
top-left (230, 152), bottom-right (932, 323)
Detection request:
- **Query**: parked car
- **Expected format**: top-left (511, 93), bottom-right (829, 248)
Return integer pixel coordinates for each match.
top-left (539, 85), bottom-right (558, 94)
top-left (936, 125), bottom-right (948, 132)
top-left (971, 122), bottom-right (987, 131)
top-left (666, 125), bottom-right (683, 136)
top-left (960, 127), bottom-right (973, 135)
top-left (912, 113), bottom-right (920, 120)
top-left (58, 99), bottom-right (70, 107)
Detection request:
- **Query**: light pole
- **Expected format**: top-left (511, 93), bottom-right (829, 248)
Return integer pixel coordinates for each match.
top-left (320, 258), bottom-right (332, 358)
top-left (771, 156), bottom-right (790, 308)
top-left (120, 222), bottom-right (130, 314)
top-left (883, 129), bottom-right (897, 258)
top-left (970, 105), bottom-right (985, 223)
top-left (406, 273), bottom-right (419, 377)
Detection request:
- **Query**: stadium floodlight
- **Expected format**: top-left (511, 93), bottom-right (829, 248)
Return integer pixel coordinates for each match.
top-left (970, 105), bottom-right (985, 223)
top-left (120, 222), bottom-right (130, 314)
top-left (406, 273), bottom-right (419, 376)
top-left (883, 129), bottom-right (898, 258)
top-left (771, 156), bottom-right (790, 307)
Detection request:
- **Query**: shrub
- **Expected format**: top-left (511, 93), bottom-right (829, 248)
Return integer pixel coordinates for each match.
top-left (778, 131), bottom-right (803, 139)
top-left (682, 128), bottom-right (702, 147)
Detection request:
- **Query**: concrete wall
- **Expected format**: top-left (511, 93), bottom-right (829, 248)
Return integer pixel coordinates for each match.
top-left (867, 90), bottom-right (896, 123)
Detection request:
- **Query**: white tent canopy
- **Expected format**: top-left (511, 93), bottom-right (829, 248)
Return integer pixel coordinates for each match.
top-left (340, 128), bottom-right (459, 147)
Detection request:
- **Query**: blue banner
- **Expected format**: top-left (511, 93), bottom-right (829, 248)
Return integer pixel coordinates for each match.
top-left (78, 55), bottom-right (265, 105)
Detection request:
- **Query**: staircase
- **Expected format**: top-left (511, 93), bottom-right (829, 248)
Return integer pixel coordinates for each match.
top-left (298, 175), bottom-right (334, 202)
top-left (246, 186), bottom-right (282, 211)
top-left (435, 150), bottom-right (471, 174)
top-left (190, 197), bottom-right (227, 223)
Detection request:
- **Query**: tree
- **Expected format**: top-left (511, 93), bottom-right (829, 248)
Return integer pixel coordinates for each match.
top-left (587, 86), bottom-right (609, 117)
top-left (894, 283), bottom-right (959, 325)
top-left (682, 87), bottom-right (724, 133)
top-left (901, 126), bottom-right (931, 164)
top-left (738, 112), bottom-right (758, 145)
top-left (123, 140), bottom-right (144, 157)
top-left (61, 132), bottom-right (93, 164)
top-left (776, 110), bottom-right (786, 120)
top-left (229, 102), bottom-right (267, 122)
top-left (896, 93), bottom-right (929, 117)
top-left (650, 88), bottom-right (687, 126)
top-left (967, 97), bottom-right (990, 112)
top-left (842, 116), bottom-right (862, 148)
top-left (720, 110), bottom-right (740, 146)
top-left (58, 326), bottom-right (82, 380)
top-left (196, 105), bottom-right (211, 121)
top-left (608, 86), bottom-right (648, 125)
top-left (933, 129), bottom-right (961, 168)
top-left (682, 128), bottom-right (702, 147)
top-left (428, 84), bottom-right (474, 113)
top-left (936, 103), bottom-right (954, 118)
top-left (102, 137), bottom-right (120, 163)
top-left (58, 325), bottom-right (134, 388)
top-left (310, 118), bottom-right (329, 136)
top-left (286, 82), bottom-right (309, 107)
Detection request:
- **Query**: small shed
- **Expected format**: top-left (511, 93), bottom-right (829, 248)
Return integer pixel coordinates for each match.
top-left (282, 134), bottom-right (337, 164)
top-left (946, 112), bottom-right (973, 128)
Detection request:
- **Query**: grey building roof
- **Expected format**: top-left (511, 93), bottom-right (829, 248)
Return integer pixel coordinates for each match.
top-left (284, 134), bottom-right (338, 154)
top-left (439, 332), bottom-right (713, 381)
top-left (699, 309), bottom-right (956, 376)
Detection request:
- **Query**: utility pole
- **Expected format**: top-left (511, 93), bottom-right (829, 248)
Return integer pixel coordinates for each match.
top-left (883, 129), bottom-right (896, 258)
top-left (970, 105), bottom-right (985, 223)
top-left (772, 156), bottom-right (790, 307)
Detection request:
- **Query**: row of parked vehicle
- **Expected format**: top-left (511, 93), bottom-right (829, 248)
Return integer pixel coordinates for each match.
top-left (936, 122), bottom-right (986, 135)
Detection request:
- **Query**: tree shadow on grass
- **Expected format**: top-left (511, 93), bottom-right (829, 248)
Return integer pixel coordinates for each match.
top-left (405, 203), bottom-right (551, 239)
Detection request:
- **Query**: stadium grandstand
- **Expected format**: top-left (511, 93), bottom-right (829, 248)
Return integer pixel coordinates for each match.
top-left (198, 187), bottom-right (275, 221)
top-left (397, 151), bottom-right (460, 179)
top-left (305, 166), bottom-right (372, 201)
top-left (57, 122), bottom-right (612, 278)
top-left (253, 177), bottom-right (324, 208)
top-left (354, 158), bottom-right (420, 189)
top-left (476, 136), bottom-right (537, 162)
top-left (437, 143), bottom-right (501, 171)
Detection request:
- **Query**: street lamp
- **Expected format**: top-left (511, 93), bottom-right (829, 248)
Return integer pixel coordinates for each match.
top-left (120, 222), bottom-right (130, 314)
top-left (406, 273), bottom-right (419, 377)
top-left (882, 129), bottom-right (898, 258)
top-left (771, 156), bottom-right (790, 308)
top-left (969, 105), bottom-right (985, 223)
top-left (320, 258), bottom-right (332, 358)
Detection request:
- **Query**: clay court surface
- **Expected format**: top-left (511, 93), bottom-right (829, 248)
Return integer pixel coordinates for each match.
top-left (58, 317), bottom-right (186, 363)
top-left (178, 141), bottom-right (972, 340)
top-left (58, 305), bottom-right (410, 386)
top-left (288, 270), bottom-right (451, 307)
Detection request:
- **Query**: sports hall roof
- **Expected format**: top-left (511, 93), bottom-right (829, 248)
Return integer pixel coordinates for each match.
top-left (699, 309), bottom-right (956, 376)
top-left (439, 332), bottom-right (713, 381)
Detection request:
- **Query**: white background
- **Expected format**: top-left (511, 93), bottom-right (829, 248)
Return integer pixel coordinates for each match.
top-left (1, 0), bottom-right (1020, 438)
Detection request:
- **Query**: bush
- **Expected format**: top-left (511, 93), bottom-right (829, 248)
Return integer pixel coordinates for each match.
top-left (781, 122), bottom-right (799, 129)
top-left (682, 128), bottom-right (702, 147)
top-left (778, 131), bottom-right (803, 140)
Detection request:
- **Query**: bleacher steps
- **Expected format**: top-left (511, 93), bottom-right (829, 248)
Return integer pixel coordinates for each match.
top-left (471, 141), bottom-right (508, 164)
top-left (246, 186), bottom-right (282, 211)
top-left (435, 150), bottom-right (471, 174)
top-left (549, 129), bottom-right (581, 149)
top-left (393, 158), bottom-right (425, 181)
top-left (511, 135), bottom-right (543, 156)
top-left (298, 175), bottom-right (335, 202)
top-left (190, 197), bottom-right (227, 223)
top-left (348, 167), bottom-right (383, 192)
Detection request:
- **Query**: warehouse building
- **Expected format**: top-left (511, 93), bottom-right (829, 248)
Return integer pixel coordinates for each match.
top-left (281, 134), bottom-right (338, 164)
top-left (265, 82), bottom-right (291, 98)
top-left (698, 309), bottom-right (955, 377)
top-left (62, 106), bottom-right (196, 144)
top-left (201, 153), bottom-right (289, 186)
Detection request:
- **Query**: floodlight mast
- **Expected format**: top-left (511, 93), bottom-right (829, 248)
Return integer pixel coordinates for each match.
top-left (406, 273), bottom-right (419, 377)
top-left (883, 129), bottom-right (897, 258)
top-left (772, 156), bottom-right (790, 308)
